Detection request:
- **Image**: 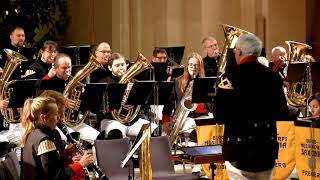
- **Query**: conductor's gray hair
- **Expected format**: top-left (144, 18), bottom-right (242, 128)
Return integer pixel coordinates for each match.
top-left (235, 34), bottom-right (262, 57)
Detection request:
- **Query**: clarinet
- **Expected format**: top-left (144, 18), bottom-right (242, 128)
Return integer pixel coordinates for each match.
top-left (57, 121), bottom-right (109, 180)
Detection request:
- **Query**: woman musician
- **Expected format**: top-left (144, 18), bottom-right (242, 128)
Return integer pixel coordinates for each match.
top-left (21, 96), bottom-right (93, 180)
top-left (161, 52), bottom-right (209, 137)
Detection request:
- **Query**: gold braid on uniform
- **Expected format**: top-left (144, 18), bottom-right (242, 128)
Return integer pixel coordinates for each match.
top-left (37, 140), bottom-right (57, 156)
top-left (218, 77), bottom-right (234, 90)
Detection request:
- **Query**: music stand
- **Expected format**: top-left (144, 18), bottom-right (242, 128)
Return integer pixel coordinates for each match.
top-left (36, 79), bottom-right (66, 94)
top-left (285, 61), bottom-right (320, 82)
top-left (159, 46), bottom-right (185, 65)
top-left (171, 67), bottom-right (184, 79)
top-left (81, 83), bottom-right (127, 111)
top-left (121, 123), bottom-right (150, 168)
top-left (7, 79), bottom-right (38, 108)
top-left (125, 81), bottom-right (156, 106)
top-left (192, 77), bottom-right (217, 126)
top-left (192, 77), bottom-right (217, 104)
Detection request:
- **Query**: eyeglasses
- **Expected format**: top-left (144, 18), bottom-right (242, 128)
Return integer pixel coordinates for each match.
top-left (156, 56), bottom-right (167, 60)
top-left (99, 50), bottom-right (112, 54)
top-left (206, 44), bottom-right (217, 49)
top-left (45, 50), bottom-right (58, 54)
top-left (188, 63), bottom-right (199, 68)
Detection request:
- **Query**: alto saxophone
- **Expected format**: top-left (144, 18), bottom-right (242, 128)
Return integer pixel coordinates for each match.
top-left (168, 80), bottom-right (198, 147)
top-left (63, 55), bottom-right (101, 127)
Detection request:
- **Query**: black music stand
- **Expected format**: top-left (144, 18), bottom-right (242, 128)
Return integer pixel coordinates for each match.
top-left (7, 79), bottom-right (38, 108)
top-left (191, 77), bottom-right (217, 126)
top-left (126, 81), bottom-right (174, 106)
top-left (36, 79), bottom-right (66, 94)
top-left (126, 81), bottom-right (174, 135)
top-left (81, 83), bottom-right (127, 112)
top-left (158, 46), bottom-right (185, 65)
top-left (285, 61), bottom-right (320, 83)
top-left (192, 77), bottom-right (217, 104)
top-left (171, 67), bottom-right (184, 79)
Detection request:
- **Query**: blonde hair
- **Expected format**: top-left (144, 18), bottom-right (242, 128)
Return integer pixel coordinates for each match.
top-left (20, 97), bottom-right (56, 146)
top-left (40, 90), bottom-right (66, 107)
top-left (178, 52), bottom-right (205, 93)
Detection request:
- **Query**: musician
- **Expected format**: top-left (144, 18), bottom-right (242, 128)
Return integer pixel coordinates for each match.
top-left (44, 54), bottom-right (99, 143)
top-left (89, 42), bottom-right (112, 83)
top-left (269, 46), bottom-right (288, 79)
top-left (0, 25), bottom-right (34, 80)
top-left (136, 47), bottom-right (171, 81)
top-left (202, 36), bottom-right (220, 77)
top-left (215, 34), bottom-right (288, 179)
top-left (21, 96), bottom-right (92, 180)
top-left (98, 52), bottom-right (157, 139)
top-left (308, 92), bottom-right (320, 118)
top-left (162, 52), bottom-right (207, 136)
top-left (23, 40), bottom-right (58, 79)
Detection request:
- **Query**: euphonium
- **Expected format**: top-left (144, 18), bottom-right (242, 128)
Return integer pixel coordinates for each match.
top-left (63, 55), bottom-right (102, 127)
top-left (112, 52), bottom-right (153, 124)
top-left (168, 80), bottom-right (197, 147)
top-left (285, 41), bottom-right (313, 106)
top-left (218, 24), bottom-right (252, 74)
top-left (0, 49), bottom-right (27, 124)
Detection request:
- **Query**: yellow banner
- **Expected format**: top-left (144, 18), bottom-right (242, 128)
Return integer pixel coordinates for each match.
top-left (295, 125), bottom-right (320, 180)
top-left (272, 121), bottom-right (296, 180)
top-left (196, 125), bottom-right (228, 180)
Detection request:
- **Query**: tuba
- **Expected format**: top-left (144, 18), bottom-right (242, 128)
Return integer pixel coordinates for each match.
top-left (63, 55), bottom-right (102, 127)
top-left (0, 49), bottom-right (28, 124)
top-left (285, 41), bottom-right (313, 106)
top-left (218, 24), bottom-right (252, 74)
top-left (112, 52), bottom-right (153, 124)
top-left (168, 80), bottom-right (198, 147)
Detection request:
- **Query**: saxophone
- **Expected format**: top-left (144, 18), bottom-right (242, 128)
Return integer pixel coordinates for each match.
top-left (112, 52), bottom-right (153, 124)
top-left (0, 49), bottom-right (28, 124)
top-left (63, 55), bottom-right (101, 127)
top-left (168, 80), bottom-right (198, 147)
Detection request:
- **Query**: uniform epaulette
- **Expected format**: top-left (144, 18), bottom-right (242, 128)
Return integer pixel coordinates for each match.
top-left (37, 140), bottom-right (57, 156)
top-left (218, 77), bottom-right (234, 90)
top-left (21, 69), bottom-right (36, 78)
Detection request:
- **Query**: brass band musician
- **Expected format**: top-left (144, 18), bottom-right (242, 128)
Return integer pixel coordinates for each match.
top-left (98, 52), bottom-right (158, 139)
top-left (43, 53), bottom-right (99, 144)
top-left (162, 52), bottom-right (208, 136)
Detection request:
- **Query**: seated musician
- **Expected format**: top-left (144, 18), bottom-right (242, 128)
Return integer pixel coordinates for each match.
top-left (98, 52), bottom-right (158, 139)
top-left (162, 52), bottom-right (208, 138)
top-left (23, 40), bottom-right (58, 79)
top-left (89, 42), bottom-right (112, 83)
top-left (21, 96), bottom-right (93, 180)
top-left (43, 53), bottom-right (99, 144)
top-left (269, 46), bottom-right (288, 79)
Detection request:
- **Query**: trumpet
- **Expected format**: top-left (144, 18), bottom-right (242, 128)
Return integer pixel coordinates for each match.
top-left (56, 121), bottom-right (108, 180)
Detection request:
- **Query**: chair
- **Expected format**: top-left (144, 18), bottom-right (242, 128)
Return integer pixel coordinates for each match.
top-left (0, 151), bottom-right (20, 180)
top-left (95, 138), bottom-right (133, 180)
top-left (150, 136), bottom-right (200, 180)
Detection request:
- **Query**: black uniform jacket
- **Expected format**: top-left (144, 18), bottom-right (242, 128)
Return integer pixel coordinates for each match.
top-left (215, 56), bottom-right (289, 172)
top-left (24, 59), bottom-right (51, 79)
top-left (22, 125), bottom-right (75, 180)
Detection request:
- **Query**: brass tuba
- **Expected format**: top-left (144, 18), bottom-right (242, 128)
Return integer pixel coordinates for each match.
top-left (112, 52), bottom-right (153, 124)
top-left (285, 41), bottom-right (313, 106)
top-left (0, 49), bottom-right (28, 124)
top-left (63, 55), bottom-right (102, 127)
top-left (168, 80), bottom-right (198, 147)
top-left (218, 24), bottom-right (252, 74)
